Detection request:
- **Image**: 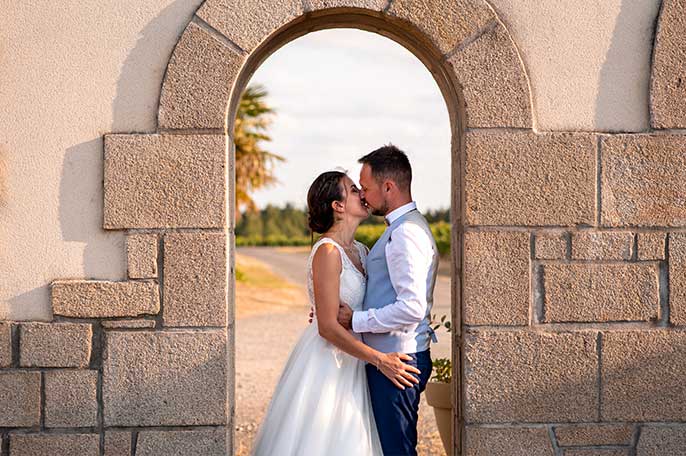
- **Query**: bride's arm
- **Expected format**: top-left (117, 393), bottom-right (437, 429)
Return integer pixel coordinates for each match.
top-left (312, 243), bottom-right (420, 390)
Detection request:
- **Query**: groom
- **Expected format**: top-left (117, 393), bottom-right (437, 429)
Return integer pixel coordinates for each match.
top-left (337, 144), bottom-right (439, 456)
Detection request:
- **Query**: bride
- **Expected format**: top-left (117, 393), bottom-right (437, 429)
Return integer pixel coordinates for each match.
top-left (251, 170), bottom-right (421, 455)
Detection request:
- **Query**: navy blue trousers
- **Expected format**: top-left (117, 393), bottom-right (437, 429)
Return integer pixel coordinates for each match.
top-left (366, 349), bottom-right (432, 456)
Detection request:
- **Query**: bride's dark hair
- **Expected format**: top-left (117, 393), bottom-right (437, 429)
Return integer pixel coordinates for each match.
top-left (307, 171), bottom-right (347, 234)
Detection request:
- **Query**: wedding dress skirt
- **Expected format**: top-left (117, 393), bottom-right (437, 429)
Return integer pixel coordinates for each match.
top-left (251, 238), bottom-right (383, 456)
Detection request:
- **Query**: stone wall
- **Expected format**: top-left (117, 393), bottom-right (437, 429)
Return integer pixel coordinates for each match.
top-left (2, 0), bottom-right (686, 454)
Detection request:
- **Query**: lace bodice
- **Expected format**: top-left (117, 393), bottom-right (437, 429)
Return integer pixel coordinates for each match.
top-left (306, 237), bottom-right (368, 313)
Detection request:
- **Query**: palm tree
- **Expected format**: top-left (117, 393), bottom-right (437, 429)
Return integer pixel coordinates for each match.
top-left (234, 84), bottom-right (284, 214)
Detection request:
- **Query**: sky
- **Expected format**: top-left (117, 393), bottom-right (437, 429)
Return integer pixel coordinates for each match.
top-left (248, 28), bottom-right (452, 211)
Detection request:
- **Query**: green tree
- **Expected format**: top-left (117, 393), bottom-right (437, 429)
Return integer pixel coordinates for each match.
top-left (234, 84), bottom-right (285, 213)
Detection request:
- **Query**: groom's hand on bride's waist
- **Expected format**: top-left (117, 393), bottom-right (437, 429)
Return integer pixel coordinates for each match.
top-left (337, 303), bottom-right (353, 330)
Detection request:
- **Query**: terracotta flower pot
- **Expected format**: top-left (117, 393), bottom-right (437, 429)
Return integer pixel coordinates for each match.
top-left (425, 380), bottom-right (452, 454)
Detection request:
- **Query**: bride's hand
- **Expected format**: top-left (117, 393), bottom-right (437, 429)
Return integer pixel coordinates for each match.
top-left (377, 352), bottom-right (421, 390)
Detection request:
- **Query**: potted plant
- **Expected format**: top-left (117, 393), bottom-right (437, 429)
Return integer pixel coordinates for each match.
top-left (425, 315), bottom-right (452, 454)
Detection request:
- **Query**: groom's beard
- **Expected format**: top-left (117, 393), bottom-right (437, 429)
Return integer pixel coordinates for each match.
top-left (370, 201), bottom-right (389, 217)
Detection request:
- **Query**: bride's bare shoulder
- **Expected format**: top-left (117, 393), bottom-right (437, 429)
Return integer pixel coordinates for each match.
top-left (311, 242), bottom-right (342, 278)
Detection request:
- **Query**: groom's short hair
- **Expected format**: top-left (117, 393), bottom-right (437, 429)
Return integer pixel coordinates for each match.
top-left (358, 144), bottom-right (412, 193)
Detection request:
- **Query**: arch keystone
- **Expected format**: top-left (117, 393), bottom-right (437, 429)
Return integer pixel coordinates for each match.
top-left (386, 0), bottom-right (495, 55)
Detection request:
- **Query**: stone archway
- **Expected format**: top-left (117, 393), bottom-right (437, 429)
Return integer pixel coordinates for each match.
top-left (3, 0), bottom-right (685, 454)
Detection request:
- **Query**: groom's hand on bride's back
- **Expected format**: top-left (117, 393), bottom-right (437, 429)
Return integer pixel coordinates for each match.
top-left (337, 303), bottom-right (353, 330)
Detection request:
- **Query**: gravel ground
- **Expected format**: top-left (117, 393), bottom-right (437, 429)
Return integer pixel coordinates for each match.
top-left (235, 247), bottom-right (451, 455)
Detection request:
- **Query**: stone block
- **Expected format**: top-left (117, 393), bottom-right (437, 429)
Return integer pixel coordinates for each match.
top-left (104, 134), bottom-right (226, 228)
top-left (535, 232), bottom-right (568, 260)
top-left (601, 135), bottom-right (686, 227)
top-left (197, 0), bottom-right (302, 52)
top-left (637, 231), bottom-right (666, 260)
top-left (136, 428), bottom-right (226, 456)
top-left (9, 434), bottom-right (99, 456)
top-left (163, 232), bottom-right (227, 327)
top-left (465, 131), bottom-right (596, 226)
top-left (307, 0), bottom-right (387, 11)
top-left (464, 426), bottom-right (554, 456)
top-left (669, 232), bottom-right (686, 325)
top-left (127, 233), bottom-right (158, 279)
top-left (602, 330), bottom-right (686, 421)
top-left (448, 23), bottom-right (532, 128)
top-left (463, 231), bottom-right (530, 325)
top-left (571, 231), bottom-right (633, 260)
top-left (104, 431), bottom-right (131, 456)
top-left (650, 0), bottom-right (686, 129)
top-left (553, 424), bottom-right (634, 447)
top-left (0, 372), bottom-right (40, 427)
top-left (19, 323), bottom-right (91, 368)
top-left (542, 263), bottom-right (659, 323)
top-left (101, 319), bottom-right (156, 329)
top-left (388, 0), bottom-right (494, 54)
top-left (103, 330), bottom-right (227, 426)
top-left (563, 450), bottom-right (627, 456)
top-left (637, 425), bottom-right (686, 455)
top-left (0, 322), bottom-right (11, 367)
top-left (52, 280), bottom-right (159, 318)
top-left (464, 330), bottom-right (598, 423)
top-left (158, 21), bottom-right (244, 129)
top-left (44, 370), bottom-right (98, 428)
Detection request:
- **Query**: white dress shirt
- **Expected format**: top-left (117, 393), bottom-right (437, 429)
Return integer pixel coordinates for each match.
top-left (352, 201), bottom-right (435, 334)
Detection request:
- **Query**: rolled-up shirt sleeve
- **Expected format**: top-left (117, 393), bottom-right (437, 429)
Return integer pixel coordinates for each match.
top-left (352, 223), bottom-right (433, 334)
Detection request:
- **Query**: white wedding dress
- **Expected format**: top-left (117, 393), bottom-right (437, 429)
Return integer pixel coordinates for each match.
top-left (251, 237), bottom-right (383, 456)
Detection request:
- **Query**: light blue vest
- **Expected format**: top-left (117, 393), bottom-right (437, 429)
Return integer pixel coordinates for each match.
top-left (362, 209), bottom-right (439, 354)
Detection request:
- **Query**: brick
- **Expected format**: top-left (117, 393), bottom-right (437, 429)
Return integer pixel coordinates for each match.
top-left (0, 322), bottom-right (10, 367)
top-left (571, 231), bottom-right (633, 260)
top-left (542, 263), bottom-right (659, 323)
top-left (52, 280), bottom-right (159, 318)
top-left (601, 135), bottom-right (686, 227)
top-left (158, 22), bottom-right (244, 129)
top-left (19, 323), bottom-right (91, 368)
top-left (9, 434), bottom-right (99, 456)
top-left (464, 426), bottom-right (554, 456)
top-left (535, 232), bottom-right (568, 260)
top-left (163, 232), bottom-right (227, 327)
top-left (650, 0), bottom-right (686, 128)
top-left (101, 319), bottom-right (156, 329)
top-left (553, 424), bottom-right (634, 447)
top-left (637, 231), bottom-right (666, 260)
top-left (388, 0), bottom-right (494, 54)
top-left (602, 330), bottom-right (686, 421)
top-left (103, 330), bottom-right (226, 426)
top-left (127, 233), bottom-right (158, 279)
top-left (669, 232), bottom-right (686, 325)
top-left (464, 330), bottom-right (598, 423)
top-left (137, 428), bottom-right (226, 456)
top-left (464, 231), bottom-right (530, 325)
top-left (104, 431), bottom-right (131, 456)
top-left (465, 131), bottom-right (596, 226)
top-left (448, 24), bottom-right (532, 128)
top-left (0, 372), bottom-right (40, 427)
top-left (44, 370), bottom-right (98, 428)
top-left (636, 425), bottom-right (686, 455)
top-left (196, 0), bottom-right (302, 52)
top-left (104, 134), bottom-right (226, 228)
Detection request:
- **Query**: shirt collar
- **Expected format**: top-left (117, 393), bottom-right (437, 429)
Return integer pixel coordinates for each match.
top-left (384, 201), bottom-right (417, 226)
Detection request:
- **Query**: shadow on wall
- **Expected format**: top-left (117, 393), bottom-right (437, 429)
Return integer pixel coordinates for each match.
top-left (111, 0), bottom-right (202, 132)
top-left (595, 0), bottom-right (661, 132)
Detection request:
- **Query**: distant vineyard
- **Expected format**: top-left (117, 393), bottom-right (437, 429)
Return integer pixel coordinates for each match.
top-left (236, 221), bottom-right (451, 256)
